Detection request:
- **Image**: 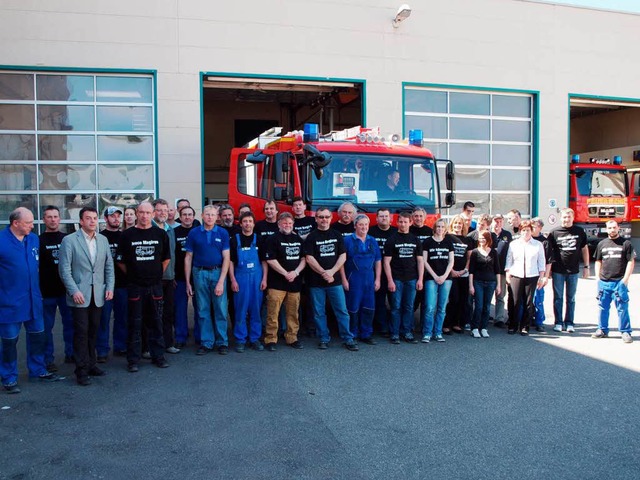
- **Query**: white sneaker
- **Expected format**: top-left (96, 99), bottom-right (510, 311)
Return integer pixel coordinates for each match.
top-left (622, 332), bottom-right (633, 344)
top-left (480, 329), bottom-right (490, 338)
top-left (566, 325), bottom-right (575, 333)
top-left (553, 324), bottom-right (563, 333)
top-left (471, 329), bottom-right (481, 338)
top-left (421, 335), bottom-right (431, 343)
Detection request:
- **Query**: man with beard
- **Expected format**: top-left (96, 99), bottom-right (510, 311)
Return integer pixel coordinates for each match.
top-left (331, 201), bottom-right (356, 236)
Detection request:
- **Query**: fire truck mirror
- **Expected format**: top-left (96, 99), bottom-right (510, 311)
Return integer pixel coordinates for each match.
top-left (445, 160), bottom-right (455, 191)
top-left (246, 150), bottom-right (267, 164)
top-left (274, 186), bottom-right (288, 202)
top-left (445, 192), bottom-right (456, 208)
top-left (274, 152), bottom-right (289, 184)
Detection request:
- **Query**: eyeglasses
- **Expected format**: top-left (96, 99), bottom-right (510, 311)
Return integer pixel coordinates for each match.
top-left (316, 215), bottom-right (331, 219)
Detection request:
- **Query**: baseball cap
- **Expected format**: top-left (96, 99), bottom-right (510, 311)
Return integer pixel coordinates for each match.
top-left (104, 206), bottom-right (123, 216)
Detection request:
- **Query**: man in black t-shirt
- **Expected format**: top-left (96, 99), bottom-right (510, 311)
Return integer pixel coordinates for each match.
top-left (369, 208), bottom-right (397, 336)
top-left (97, 206), bottom-right (128, 361)
top-left (546, 207), bottom-right (589, 333)
top-left (229, 212), bottom-right (268, 352)
top-left (330, 201), bottom-right (356, 237)
top-left (410, 207), bottom-right (432, 328)
top-left (292, 197), bottom-right (315, 240)
top-left (173, 206), bottom-right (200, 347)
top-left (39, 205), bottom-right (73, 371)
top-left (255, 200), bottom-right (279, 241)
top-left (592, 220), bottom-right (635, 343)
top-left (304, 207), bottom-right (358, 351)
top-left (383, 211), bottom-right (424, 344)
top-left (116, 201), bottom-right (171, 372)
top-left (291, 197), bottom-right (316, 337)
top-left (263, 213), bottom-right (305, 351)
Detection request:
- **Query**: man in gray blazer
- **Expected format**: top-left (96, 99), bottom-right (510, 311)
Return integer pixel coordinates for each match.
top-left (59, 207), bottom-right (115, 386)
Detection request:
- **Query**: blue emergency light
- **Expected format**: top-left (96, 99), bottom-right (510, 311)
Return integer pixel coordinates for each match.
top-left (571, 154), bottom-right (580, 163)
top-left (613, 155), bottom-right (622, 165)
top-left (409, 129), bottom-right (424, 147)
top-left (303, 123), bottom-right (319, 142)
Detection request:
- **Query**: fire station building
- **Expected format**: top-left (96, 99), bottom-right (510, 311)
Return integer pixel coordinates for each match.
top-left (1, 0), bottom-right (640, 242)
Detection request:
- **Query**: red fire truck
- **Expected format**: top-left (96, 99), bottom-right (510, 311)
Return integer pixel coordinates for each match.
top-left (227, 124), bottom-right (455, 224)
top-left (569, 154), bottom-right (632, 246)
top-left (628, 166), bottom-right (640, 221)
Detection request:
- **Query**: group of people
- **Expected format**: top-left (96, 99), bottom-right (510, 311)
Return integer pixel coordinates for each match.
top-left (0, 197), bottom-right (634, 393)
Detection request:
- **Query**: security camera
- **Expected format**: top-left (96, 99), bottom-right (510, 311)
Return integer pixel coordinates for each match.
top-left (392, 4), bottom-right (412, 28)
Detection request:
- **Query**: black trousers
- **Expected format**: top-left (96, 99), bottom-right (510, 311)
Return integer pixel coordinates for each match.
top-left (444, 277), bottom-right (470, 329)
top-left (508, 276), bottom-right (537, 332)
top-left (72, 296), bottom-right (102, 378)
top-left (127, 283), bottom-right (166, 365)
top-left (161, 279), bottom-right (176, 348)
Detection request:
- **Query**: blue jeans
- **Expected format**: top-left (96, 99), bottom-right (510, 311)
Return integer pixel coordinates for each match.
top-left (309, 286), bottom-right (354, 344)
top-left (174, 280), bottom-right (201, 344)
top-left (534, 287), bottom-right (545, 326)
top-left (390, 279), bottom-right (417, 338)
top-left (42, 295), bottom-right (74, 363)
top-left (0, 319), bottom-right (48, 385)
top-left (423, 279), bottom-right (453, 338)
top-left (472, 280), bottom-right (496, 330)
top-left (193, 268), bottom-right (228, 349)
top-left (551, 272), bottom-right (579, 327)
top-left (597, 280), bottom-right (631, 334)
top-left (97, 287), bottom-right (128, 356)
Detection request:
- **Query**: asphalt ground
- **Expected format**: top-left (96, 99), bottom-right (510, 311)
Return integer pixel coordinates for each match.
top-left (2, 271), bottom-right (640, 480)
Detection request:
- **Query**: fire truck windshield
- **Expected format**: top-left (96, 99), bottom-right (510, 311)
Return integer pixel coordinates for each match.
top-left (574, 168), bottom-right (627, 197)
top-left (309, 153), bottom-right (439, 212)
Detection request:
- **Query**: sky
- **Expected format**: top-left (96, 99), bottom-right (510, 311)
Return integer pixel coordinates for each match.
top-left (536, 0), bottom-right (640, 14)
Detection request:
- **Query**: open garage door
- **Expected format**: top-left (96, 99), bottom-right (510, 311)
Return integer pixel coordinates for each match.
top-left (202, 75), bottom-right (363, 203)
top-left (569, 96), bottom-right (640, 245)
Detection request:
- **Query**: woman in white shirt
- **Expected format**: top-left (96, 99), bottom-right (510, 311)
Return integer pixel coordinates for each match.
top-left (504, 220), bottom-right (546, 335)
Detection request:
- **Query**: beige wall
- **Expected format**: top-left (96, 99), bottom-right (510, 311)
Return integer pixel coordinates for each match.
top-left (1, 0), bottom-right (640, 219)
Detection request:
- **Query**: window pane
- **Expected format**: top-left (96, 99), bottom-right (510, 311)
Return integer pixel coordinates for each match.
top-left (404, 90), bottom-right (447, 113)
top-left (0, 134), bottom-right (35, 160)
top-left (39, 193), bottom-right (96, 223)
top-left (492, 193), bottom-right (530, 217)
top-left (0, 165), bottom-right (37, 190)
top-left (493, 95), bottom-right (531, 118)
top-left (450, 143), bottom-right (490, 166)
top-left (450, 118), bottom-right (490, 140)
top-left (98, 164), bottom-right (154, 190)
top-left (96, 77), bottom-right (152, 103)
top-left (455, 167), bottom-right (490, 190)
top-left (97, 106), bottom-right (152, 132)
top-left (0, 104), bottom-right (35, 130)
top-left (36, 75), bottom-right (94, 102)
top-left (492, 120), bottom-right (531, 142)
top-left (0, 73), bottom-right (34, 100)
top-left (39, 135), bottom-right (96, 161)
top-left (39, 165), bottom-right (96, 190)
top-left (450, 92), bottom-right (490, 115)
top-left (405, 116), bottom-right (447, 139)
top-left (493, 144), bottom-right (530, 166)
top-left (37, 105), bottom-right (95, 131)
top-left (424, 142), bottom-right (448, 160)
top-left (449, 194), bottom-right (490, 214)
top-left (0, 194), bottom-right (36, 219)
top-left (97, 135), bottom-right (153, 161)
top-left (98, 192), bottom-right (153, 213)
top-left (492, 169), bottom-right (530, 190)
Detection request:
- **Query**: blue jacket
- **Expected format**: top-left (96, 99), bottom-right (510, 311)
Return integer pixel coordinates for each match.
top-left (0, 228), bottom-right (43, 324)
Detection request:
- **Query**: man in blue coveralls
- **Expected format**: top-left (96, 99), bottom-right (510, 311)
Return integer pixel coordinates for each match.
top-left (341, 214), bottom-right (381, 345)
top-left (0, 207), bottom-right (60, 393)
top-left (185, 205), bottom-right (231, 356)
top-left (229, 211), bottom-right (267, 352)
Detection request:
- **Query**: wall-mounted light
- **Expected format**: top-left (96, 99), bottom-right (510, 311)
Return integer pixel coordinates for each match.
top-left (392, 4), bottom-right (412, 28)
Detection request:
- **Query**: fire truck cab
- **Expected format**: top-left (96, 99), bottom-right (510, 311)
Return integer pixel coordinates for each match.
top-left (228, 124), bottom-right (455, 225)
top-left (568, 154), bottom-right (631, 246)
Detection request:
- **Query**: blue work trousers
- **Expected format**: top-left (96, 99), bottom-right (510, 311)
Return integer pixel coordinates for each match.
top-left (193, 268), bottom-right (228, 349)
top-left (310, 286), bottom-right (354, 344)
top-left (345, 271), bottom-right (376, 339)
top-left (597, 280), bottom-right (632, 334)
top-left (423, 279), bottom-right (453, 338)
top-left (97, 287), bottom-right (128, 356)
top-left (0, 319), bottom-right (48, 386)
top-left (552, 272), bottom-right (578, 327)
top-left (390, 279), bottom-right (417, 338)
top-left (233, 270), bottom-right (263, 344)
top-left (533, 287), bottom-right (545, 326)
top-left (42, 295), bottom-right (74, 363)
